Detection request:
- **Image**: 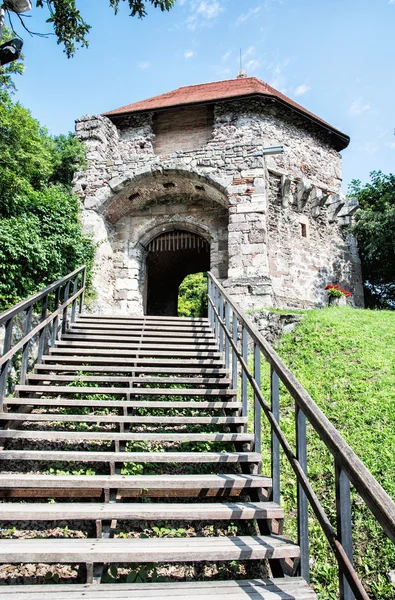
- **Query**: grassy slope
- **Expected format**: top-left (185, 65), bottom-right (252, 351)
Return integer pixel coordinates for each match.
top-left (266, 307), bottom-right (395, 599)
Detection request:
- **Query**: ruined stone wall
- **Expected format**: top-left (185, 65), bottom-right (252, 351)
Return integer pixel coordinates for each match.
top-left (74, 97), bottom-right (363, 314)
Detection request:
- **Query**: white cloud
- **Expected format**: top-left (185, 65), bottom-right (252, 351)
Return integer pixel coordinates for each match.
top-left (184, 0), bottom-right (224, 31)
top-left (138, 61), bottom-right (150, 70)
top-left (267, 57), bottom-right (291, 91)
top-left (294, 84), bottom-right (310, 96)
top-left (389, 0), bottom-right (395, 4)
top-left (235, 6), bottom-right (261, 25)
top-left (197, 0), bottom-right (223, 19)
top-left (390, 141), bottom-right (395, 148)
top-left (215, 67), bottom-right (232, 77)
top-left (184, 50), bottom-right (196, 59)
top-left (245, 59), bottom-right (260, 72)
top-left (242, 46), bottom-right (255, 60)
top-left (349, 97), bottom-right (371, 117)
top-left (222, 50), bottom-right (231, 62)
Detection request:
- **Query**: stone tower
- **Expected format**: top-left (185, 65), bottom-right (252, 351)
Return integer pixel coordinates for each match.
top-left (73, 76), bottom-right (363, 315)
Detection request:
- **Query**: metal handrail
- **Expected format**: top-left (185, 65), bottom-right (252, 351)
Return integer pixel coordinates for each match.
top-left (0, 266), bottom-right (87, 406)
top-left (0, 266), bottom-right (85, 326)
top-left (208, 271), bottom-right (395, 600)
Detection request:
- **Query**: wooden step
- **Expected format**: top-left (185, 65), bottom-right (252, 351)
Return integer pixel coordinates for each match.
top-left (0, 413), bottom-right (247, 425)
top-left (0, 473), bottom-right (271, 492)
top-left (68, 326), bottom-right (214, 337)
top-left (77, 315), bottom-right (209, 324)
top-left (34, 365), bottom-right (229, 376)
top-left (64, 332), bottom-right (217, 343)
top-left (55, 340), bottom-right (219, 350)
top-left (41, 356), bottom-right (225, 367)
top-left (0, 501), bottom-right (283, 521)
top-left (15, 385), bottom-right (236, 396)
top-left (0, 450), bottom-right (262, 463)
top-left (68, 320), bottom-right (214, 336)
top-left (0, 578), bottom-right (317, 599)
top-left (5, 398), bottom-right (242, 410)
top-left (0, 534), bottom-right (300, 563)
top-left (47, 348), bottom-right (221, 358)
top-left (0, 473), bottom-right (272, 498)
top-left (26, 374), bottom-right (231, 386)
top-left (0, 430), bottom-right (254, 443)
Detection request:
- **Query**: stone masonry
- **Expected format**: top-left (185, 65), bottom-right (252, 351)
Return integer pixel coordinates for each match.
top-left (73, 78), bottom-right (363, 315)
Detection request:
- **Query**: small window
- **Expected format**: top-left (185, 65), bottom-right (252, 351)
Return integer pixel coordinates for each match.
top-left (299, 217), bottom-right (309, 239)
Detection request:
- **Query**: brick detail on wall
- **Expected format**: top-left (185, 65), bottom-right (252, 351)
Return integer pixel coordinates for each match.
top-left (154, 106), bottom-right (214, 156)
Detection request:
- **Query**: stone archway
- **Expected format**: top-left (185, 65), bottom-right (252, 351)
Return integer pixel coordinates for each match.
top-left (144, 229), bottom-right (210, 316)
top-left (83, 168), bottom-right (229, 315)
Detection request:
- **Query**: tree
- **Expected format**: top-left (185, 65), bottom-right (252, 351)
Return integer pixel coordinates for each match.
top-left (10, 1), bottom-right (176, 58)
top-left (0, 25), bottom-right (24, 92)
top-left (349, 171), bottom-right (395, 308)
top-left (178, 273), bottom-right (208, 318)
top-left (0, 89), bottom-right (94, 309)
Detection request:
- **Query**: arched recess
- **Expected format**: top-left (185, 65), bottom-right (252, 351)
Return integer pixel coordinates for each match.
top-left (144, 227), bottom-right (210, 316)
top-left (93, 168), bottom-right (229, 315)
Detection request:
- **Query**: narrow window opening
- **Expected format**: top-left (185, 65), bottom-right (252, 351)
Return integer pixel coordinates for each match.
top-left (301, 223), bottom-right (307, 238)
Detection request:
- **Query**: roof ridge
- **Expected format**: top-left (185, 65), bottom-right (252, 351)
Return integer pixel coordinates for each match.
top-left (175, 76), bottom-right (261, 91)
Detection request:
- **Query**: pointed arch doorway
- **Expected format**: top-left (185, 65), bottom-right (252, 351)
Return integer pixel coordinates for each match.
top-left (145, 229), bottom-right (210, 316)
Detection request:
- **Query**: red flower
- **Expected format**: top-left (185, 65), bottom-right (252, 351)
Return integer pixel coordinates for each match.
top-left (340, 288), bottom-right (345, 293)
top-left (325, 284), bottom-right (333, 290)
top-left (334, 284), bottom-right (339, 289)
top-left (345, 291), bottom-right (351, 297)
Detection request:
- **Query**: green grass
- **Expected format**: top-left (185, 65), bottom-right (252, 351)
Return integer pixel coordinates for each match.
top-left (259, 307), bottom-right (395, 599)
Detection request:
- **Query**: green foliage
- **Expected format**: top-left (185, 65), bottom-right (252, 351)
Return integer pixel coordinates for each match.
top-left (50, 133), bottom-right (87, 187)
top-left (0, 25), bottom-right (24, 93)
top-left (349, 171), bottom-right (395, 308)
top-left (34, 0), bottom-right (176, 57)
top-left (262, 307), bottom-right (395, 599)
top-left (0, 90), bottom-right (94, 310)
top-left (178, 272), bottom-right (208, 317)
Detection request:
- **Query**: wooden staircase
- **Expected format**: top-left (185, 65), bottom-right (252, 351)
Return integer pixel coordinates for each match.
top-left (0, 314), bottom-right (316, 599)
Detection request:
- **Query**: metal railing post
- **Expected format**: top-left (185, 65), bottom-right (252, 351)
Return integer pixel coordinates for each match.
top-left (213, 284), bottom-right (218, 341)
top-left (336, 461), bottom-right (355, 600)
top-left (62, 281), bottom-right (71, 336)
top-left (0, 317), bottom-right (13, 407)
top-left (208, 278), bottom-right (213, 328)
top-left (232, 313), bottom-right (238, 390)
top-left (219, 295), bottom-right (224, 355)
top-left (296, 403), bottom-right (310, 582)
top-left (225, 302), bottom-right (230, 371)
top-left (20, 306), bottom-right (33, 386)
top-left (51, 287), bottom-right (61, 347)
top-left (253, 343), bottom-right (261, 454)
top-left (241, 326), bottom-right (248, 418)
top-left (71, 275), bottom-right (79, 323)
top-left (79, 267), bottom-right (86, 314)
top-left (37, 294), bottom-right (48, 363)
top-left (271, 367), bottom-right (281, 505)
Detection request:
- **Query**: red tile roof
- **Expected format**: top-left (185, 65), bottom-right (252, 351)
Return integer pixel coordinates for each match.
top-left (103, 77), bottom-right (349, 150)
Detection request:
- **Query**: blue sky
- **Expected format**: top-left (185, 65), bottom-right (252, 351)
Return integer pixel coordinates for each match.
top-left (8, 0), bottom-right (395, 191)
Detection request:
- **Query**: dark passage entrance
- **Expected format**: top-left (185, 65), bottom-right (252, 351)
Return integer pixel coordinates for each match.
top-left (146, 230), bottom-right (210, 316)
